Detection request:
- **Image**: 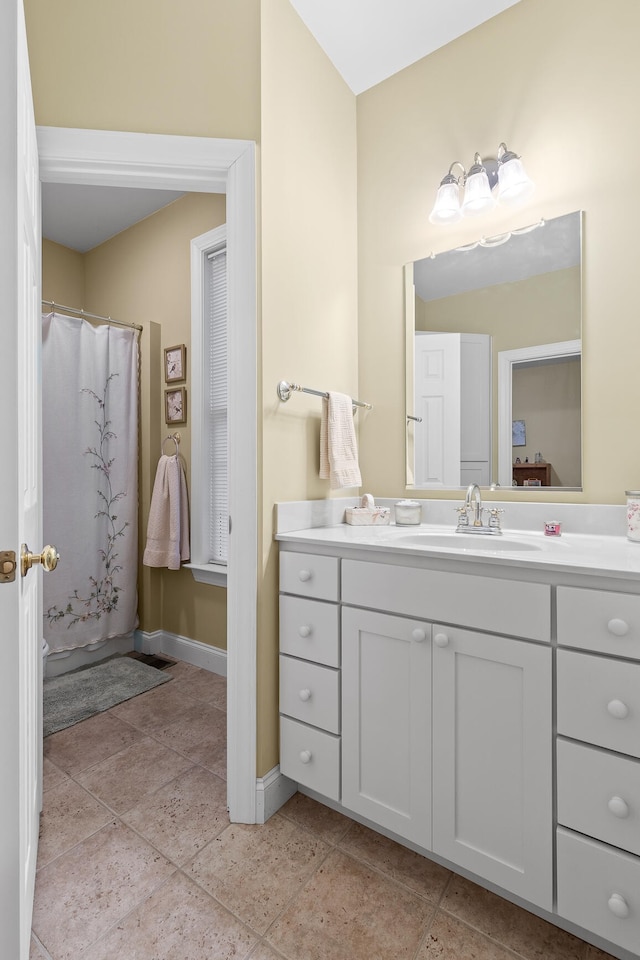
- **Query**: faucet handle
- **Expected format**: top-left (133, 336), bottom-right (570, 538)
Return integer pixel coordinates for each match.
top-left (488, 507), bottom-right (504, 529)
top-left (455, 505), bottom-right (469, 526)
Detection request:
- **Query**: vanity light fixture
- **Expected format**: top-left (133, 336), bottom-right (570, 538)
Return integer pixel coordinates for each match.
top-left (429, 143), bottom-right (534, 225)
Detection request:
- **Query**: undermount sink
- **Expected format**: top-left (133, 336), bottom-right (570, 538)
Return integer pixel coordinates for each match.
top-left (393, 532), bottom-right (543, 552)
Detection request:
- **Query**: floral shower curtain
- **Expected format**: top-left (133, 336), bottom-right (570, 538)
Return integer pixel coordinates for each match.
top-left (42, 313), bottom-right (139, 653)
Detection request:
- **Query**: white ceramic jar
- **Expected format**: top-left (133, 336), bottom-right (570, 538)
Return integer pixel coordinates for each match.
top-left (625, 490), bottom-right (640, 541)
top-left (394, 499), bottom-right (422, 525)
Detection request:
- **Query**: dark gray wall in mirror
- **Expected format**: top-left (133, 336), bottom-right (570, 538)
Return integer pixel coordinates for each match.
top-left (406, 210), bottom-right (582, 491)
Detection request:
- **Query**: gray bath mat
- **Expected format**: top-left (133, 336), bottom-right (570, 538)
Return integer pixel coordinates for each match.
top-left (43, 656), bottom-right (172, 738)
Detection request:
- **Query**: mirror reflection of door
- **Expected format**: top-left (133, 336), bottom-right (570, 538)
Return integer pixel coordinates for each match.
top-left (414, 332), bottom-right (491, 487)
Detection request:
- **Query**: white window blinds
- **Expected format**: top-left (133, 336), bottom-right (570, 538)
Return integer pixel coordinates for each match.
top-left (206, 246), bottom-right (228, 564)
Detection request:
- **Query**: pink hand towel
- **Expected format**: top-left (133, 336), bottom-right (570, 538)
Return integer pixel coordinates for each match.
top-left (143, 455), bottom-right (190, 570)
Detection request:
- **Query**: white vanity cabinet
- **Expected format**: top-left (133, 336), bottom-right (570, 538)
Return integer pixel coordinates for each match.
top-left (556, 585), bottom-right (640, 955)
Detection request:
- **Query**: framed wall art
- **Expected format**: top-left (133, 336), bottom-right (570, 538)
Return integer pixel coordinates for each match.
top-left (164, 343), bottom-right (186, 382)
top-left (165, 386), bottom-right (187, 424)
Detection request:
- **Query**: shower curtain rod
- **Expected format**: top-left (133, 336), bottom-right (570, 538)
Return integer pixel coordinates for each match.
top-left (42, 299), bottom-right (143, 332)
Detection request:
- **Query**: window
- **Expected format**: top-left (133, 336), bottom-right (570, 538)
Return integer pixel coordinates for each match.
top-left (187, 225), bottom-right (228, 586)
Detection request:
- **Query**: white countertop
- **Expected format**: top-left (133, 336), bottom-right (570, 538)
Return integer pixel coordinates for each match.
top-left (276, 522), bottom-right (640, 581)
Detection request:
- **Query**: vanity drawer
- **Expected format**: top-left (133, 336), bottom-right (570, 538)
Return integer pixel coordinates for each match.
top-left (280, 716), bottom-right (340, 801)
top-left (279, 655), bottom-right (340, 734)
top-left (280, 551), bottom-right (339, 601)
top-left (557, 650), bottom-right (640, 759)
top-left (557, 739), bottom-right (640, 856)
top-left (341, 560), bottom-right (550, 642)
top-left (557, 586), bottom-right (640, 660)
top-left (557, 828), bottom-right (640, 956)
top-left (280, 595), bottom-right (339, 667)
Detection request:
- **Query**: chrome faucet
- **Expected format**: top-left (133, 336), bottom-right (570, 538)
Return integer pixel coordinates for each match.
top-left (455, 484), bottom-right (504, 535)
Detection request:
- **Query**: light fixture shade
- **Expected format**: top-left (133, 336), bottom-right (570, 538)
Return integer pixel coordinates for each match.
top-left (461, 169), bottom-right (496, 216)
top-left (497, 156), bottom-right (534, 203)
top-left (428, 180), bottom-right (462, 224)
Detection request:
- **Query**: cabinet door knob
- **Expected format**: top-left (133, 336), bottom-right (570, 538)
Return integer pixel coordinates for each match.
top-left (608, 796), bottom-right (630, 819)
top-left (607, 893), bottom-right (630, 919)
top-left (298, 688), bottom-right (312, 702)
top-left (298, 569), bottom-right (312, 582)
top-left (298, 625), bottom-right (312, 638)
top-left (299, 750), bottom-right (312, 764)
top-left (412, 627), bottom-right (427, 642)
top-left (607, 699), bottom-right (630, 719)
top-left (434, 632), bottom-right (449, 647)
top-left (607, 618), bottom-right (630, 637)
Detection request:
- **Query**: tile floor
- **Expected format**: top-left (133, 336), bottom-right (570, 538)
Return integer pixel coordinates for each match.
top-left (32, 659), bottom-right (617, 960)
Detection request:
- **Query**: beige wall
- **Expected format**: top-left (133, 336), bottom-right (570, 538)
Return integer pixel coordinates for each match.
top-left (357, 0), bottom-right (640, 504)
top-left (259, 0), bottom-right (358, 773)
top-left (42, 239), bottom-right (84, 305)
top-left (24, 0), bottom-right (260, 140)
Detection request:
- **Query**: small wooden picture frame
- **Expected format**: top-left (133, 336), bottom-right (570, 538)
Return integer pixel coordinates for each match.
top-left (164, 343), bottom-right (186, 382)
top-left (165, 386), bottom-right (187, 424)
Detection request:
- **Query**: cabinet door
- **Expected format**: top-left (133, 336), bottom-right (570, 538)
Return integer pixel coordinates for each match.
top-left (432, 626), bottom-right (552, 910)
top-left (342, 608), bottom-right (431, 848)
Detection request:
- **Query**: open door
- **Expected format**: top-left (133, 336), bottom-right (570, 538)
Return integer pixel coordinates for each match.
top-left (0, 3), bottom-right (49, 955)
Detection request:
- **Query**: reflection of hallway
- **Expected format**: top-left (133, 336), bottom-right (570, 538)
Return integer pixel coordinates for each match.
top-left (31, 660), bottom-right (612, 960)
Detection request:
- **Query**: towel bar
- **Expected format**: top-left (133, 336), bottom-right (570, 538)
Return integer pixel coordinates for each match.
top-left (277, 380), bottom-right (372, 410)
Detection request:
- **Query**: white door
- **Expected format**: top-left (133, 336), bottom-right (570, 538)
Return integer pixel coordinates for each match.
top-left (414, 332), bottom-right (461, 486)
top-left (431, 625), bottom-right (553, 910)
top-left (341, 607), bottom-right (431, 848)
top-left (0, 3), bottom-right (44, 956)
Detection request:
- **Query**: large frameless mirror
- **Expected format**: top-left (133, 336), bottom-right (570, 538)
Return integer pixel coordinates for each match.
top-left (405, 210), bottom-right (582, 491)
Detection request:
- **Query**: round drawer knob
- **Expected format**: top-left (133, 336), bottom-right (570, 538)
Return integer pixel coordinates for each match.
top-left (607, 893), bottom-right (630, 919)
top-left (412, 627), bottom-right (427, 642)
top-left (607, 699), bottom-right (630, 720)
top-left (434, 632), bottom-right (449, 648)
top-left (298, 569), bottom-right (312, 582)
top-left (298, 688), bottom-right (312, 702)
top-left (608, 618), bottom-right (630, 637)
top-left (298, 625), bottom-right (312, 638)
top-left (608, 796), bottom-right (630, 819)
top-left (299, 750), bottom-right (312, 764)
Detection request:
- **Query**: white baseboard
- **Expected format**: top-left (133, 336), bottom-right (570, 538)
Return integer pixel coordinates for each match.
top-left (255, 766), bottom-right (297, 824)
top-left (135, 629), bottom-right (227, 677)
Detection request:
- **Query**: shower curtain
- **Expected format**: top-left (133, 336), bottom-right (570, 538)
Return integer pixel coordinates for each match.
top-left (42, 312), bottom-right (139, 654)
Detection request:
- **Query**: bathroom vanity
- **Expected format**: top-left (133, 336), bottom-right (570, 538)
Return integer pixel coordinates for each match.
top-left (276, 508), bottom-right (640, 960)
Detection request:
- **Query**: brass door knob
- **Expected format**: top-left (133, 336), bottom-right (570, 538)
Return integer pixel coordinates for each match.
top-left (20, 544), bottom-right (60, 578)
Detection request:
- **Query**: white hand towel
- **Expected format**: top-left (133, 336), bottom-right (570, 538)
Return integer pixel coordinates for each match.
top-left (143, 455), bottom-right (190, 570)
top-left (319, 391), bottom-right (362, 490)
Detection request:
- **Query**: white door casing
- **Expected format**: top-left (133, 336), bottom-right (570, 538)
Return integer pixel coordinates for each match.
top-left (36, 127), bottom-right (258, 824)
top-left (0, 2), bottom-right (42, 956)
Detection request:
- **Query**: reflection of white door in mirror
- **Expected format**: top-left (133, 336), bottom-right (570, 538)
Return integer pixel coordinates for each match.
top-left (414, 332), bottom-right (491, 487)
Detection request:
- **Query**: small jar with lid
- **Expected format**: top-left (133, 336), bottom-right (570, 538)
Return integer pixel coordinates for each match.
top-left (625, 491), bottom-right (640, 541)
top-left (394, 499), bottom-right (422, 525)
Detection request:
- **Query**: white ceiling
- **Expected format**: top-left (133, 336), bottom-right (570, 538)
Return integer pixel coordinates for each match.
top-left (42, 0), bottom-right (521, 253)
top-left (289, 0), bottom-right (522, 95)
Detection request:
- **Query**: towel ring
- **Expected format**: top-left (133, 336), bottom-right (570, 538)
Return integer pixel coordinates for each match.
top-left (162, 432), bottom-right (181, 457)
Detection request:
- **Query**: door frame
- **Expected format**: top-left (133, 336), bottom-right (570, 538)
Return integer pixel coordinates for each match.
top-left (37, 126), bottom-right (258, 823)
